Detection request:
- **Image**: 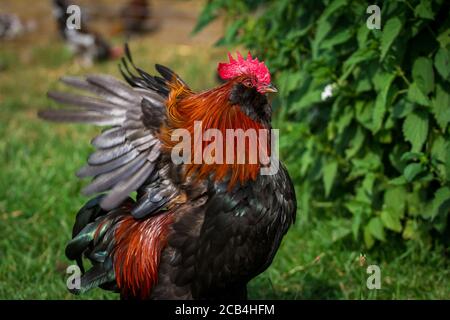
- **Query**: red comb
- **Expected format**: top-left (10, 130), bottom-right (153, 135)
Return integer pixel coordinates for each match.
top-left (217, 51), bottom-right (271, 85)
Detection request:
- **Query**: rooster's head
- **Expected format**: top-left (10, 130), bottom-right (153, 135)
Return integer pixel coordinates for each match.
top-left (218, 52), bottom-right (277, 94)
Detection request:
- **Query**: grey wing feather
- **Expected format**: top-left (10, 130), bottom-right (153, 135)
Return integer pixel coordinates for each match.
top-left (39, 74), bottom-right (166, 211)
top-left (102, 161), bottom-right (156, 210)
top-left (91, 127), bottom-right (126, 149)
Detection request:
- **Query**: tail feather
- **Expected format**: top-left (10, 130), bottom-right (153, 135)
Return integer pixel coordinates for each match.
top-left (66, 195), bottom-right (173, 298)
top-left (66, 196), bottom-right (133, 294)
top-left (70, 259), bottom-right (117, 295)
top-left (72, 195), bottom-right (106, 238)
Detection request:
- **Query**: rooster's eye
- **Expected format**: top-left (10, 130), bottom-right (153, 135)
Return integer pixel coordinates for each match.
top-left (242, 79), bottom-right (253, 87)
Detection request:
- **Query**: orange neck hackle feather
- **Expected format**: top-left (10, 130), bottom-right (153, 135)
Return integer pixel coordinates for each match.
top-left (161, 76), bottom-right (271, 188)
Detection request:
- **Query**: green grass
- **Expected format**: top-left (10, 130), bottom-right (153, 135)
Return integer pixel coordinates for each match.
top-left (0, 40), bottom-right (449, 300)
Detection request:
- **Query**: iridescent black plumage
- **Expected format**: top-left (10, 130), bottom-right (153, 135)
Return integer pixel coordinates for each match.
top-left (229, 83), bottom-right (272, 127)
top-left (153, 166), bottom-right (296, 299)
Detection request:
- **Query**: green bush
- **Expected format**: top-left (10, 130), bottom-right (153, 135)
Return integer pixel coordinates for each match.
top-left (196, 0), bottom-right (450, 248)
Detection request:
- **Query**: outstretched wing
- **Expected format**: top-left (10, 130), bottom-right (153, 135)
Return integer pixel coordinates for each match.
top-left (39, 45), bottom-right (188, 211)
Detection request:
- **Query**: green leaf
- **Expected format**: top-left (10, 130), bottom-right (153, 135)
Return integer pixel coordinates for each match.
top-left (403, 163), bottom-right (425, 182)
top-left (364, 224), bottom-right (375, 248)
top-left (330, 218), bottom-right (352, 242)
top-left (447, 147), bottom-right (450, 182)
top-left (407, 190), bottom-right (424, 217)
top-left (312, 19), bottom-right (332, 58)
top-left (380, 17), bottom-right (402, 61)
top-left (323, 161), bottom-right (338, 197)
top-left (347, 151), bottom-right (382, 182)
top-left (402, 110), bottom-right (429, 152)
top-left (220, 19), bottom-right (244, 45)
top-left (437, 29), bottom-right (450, 48)
top-left (400, 151), bottom-right (423, 162)
top-left (368, 217), bottom-right (386, 241)
top-left (407, 82), bottom-right (431, 106)
top-left (357, 24), bottom-right (370, 48)
top-left (336, 108), bottom-right (353, 134)
top-left (412, 57), bottom-right (434, 95)
top-left (389, 176), bottom-right (407, 186)
top-left (434, 48), bottom-right (450, 80)
top-left (320, 0), bottom-right (348, 20)
top-left (431, 136), bottom-right (449, 180)
top-left (355, 75), bottom-right (372, 93)
top-left (345, 200), bottom-right (363, 215)
top-left (300, 182), bottom-right (311, 220)
top-left (431, 136), bottom-right (448, 162)
top-left (192, 1), bottom-right (222, 34)
top-left (350, 152), bottom-right (382, 175)
top-left (352, 211), bottom-right (362, 240)
top-left (362, 172), bottom-right (375, 195)
top-left (372, 73), bottom-right (396, 133)
top-left (402, 219), bottom-right (417, 239)
top-left (432, 83), bottom-right (450, 131)
top-left (343, 48), bottom-right (377, 72)
top-left (290, 90), bottom-right (322, 111)
top-left (345, 126), bottom-right (365, 159)
top-left (393, 99), bottom-right (414, 119)
top-left (389, 144), bottom-right (408, 173)
top-left (355, 100), bottom-right (374, 130)
top-left (321, 29), bottom-right (353, 49)
top-left (381, 210), bottom-right (402, 232)
top-left (384, 186), bottom-right (407, 218)
top-left (383, 117), bottom-right (395, 133)
top-left (278, 71), bottom-right (303, 96)
top-left (414, 0), bottom-right (434, 19)
top-left (431, 187), bottom-right (450, 219)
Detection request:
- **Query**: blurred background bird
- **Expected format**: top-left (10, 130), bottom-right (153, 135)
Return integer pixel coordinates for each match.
top-left (0, 13), bottom-right (24, 40)
top-left (119, 0), bottom-right (158, 36)
top-left (0, 12), bottom-right (36, 40)
top-left (51, 0), bottom-right (123, 66)
top-left (38, 45), bottom-right (296, 299)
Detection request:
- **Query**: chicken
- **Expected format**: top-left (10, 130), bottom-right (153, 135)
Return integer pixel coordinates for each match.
top-left (120, 0), bottom-right (158, 36)
top-left (52, 0), bottom-right (122, 66)
top-left (0, 13), bottom-right (24, 40)
top-left (38, 45), bottom-right (297, 299)
top-left (0, 13), bottom-right (36, 40)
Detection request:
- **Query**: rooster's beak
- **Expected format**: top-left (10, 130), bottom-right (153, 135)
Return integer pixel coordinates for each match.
top-left (263, 83), bottom-right (278, 93)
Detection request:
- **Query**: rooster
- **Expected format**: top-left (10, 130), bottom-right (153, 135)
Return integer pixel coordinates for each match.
top-left (38, 45), bottom-right (297, 299)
